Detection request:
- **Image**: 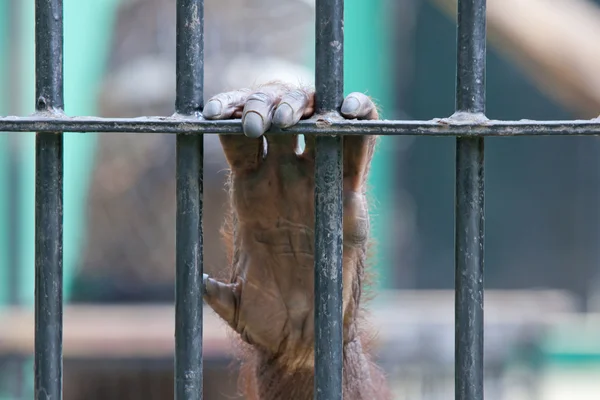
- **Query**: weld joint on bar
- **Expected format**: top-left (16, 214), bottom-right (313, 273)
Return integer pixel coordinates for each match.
top-left (33, 108), bottom-right (66, 118)
top-left (312, 111), bottom-right (346, 133)
top-left (442, 111), bottom-right (488, 125)
top-left (172, 111), bottom-right (203, 119)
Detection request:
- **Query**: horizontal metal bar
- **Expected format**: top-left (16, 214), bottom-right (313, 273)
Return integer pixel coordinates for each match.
top-left (1, 114), bottom-right (600, 136)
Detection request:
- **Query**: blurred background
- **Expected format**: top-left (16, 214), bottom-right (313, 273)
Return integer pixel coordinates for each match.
top-left (2, 0), bottom-right (600, 398)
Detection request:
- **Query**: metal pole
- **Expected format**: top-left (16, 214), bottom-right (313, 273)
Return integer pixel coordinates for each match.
top-left (314, 0), bottom-right (344, 398)
top-left (454, 0), bottom-right (486, 399)
top-left (175, 0), bottom-right (204, 399)
top-left (34, 0), bottom-right (64, 398)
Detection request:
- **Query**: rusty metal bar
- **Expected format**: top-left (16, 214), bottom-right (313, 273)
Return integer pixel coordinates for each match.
top-left (174, 0), bottom-right (204, 399)
top-left (454, 0), bottom-right (486, 399)
top-left (1, 115), bottom-right (600, 136)
top-left (34, 0), bottom-right (64, 398)
top-left (314, 0), bottom-right (345, 399)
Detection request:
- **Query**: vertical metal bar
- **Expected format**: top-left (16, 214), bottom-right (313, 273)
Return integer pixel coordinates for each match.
top-left (314, 0), bottom-right (344, 399)
top-left (34, 0), bottom-right (64, 399)
top-left (455, 0), bottom-right (486, 399)
top-left (175, 0), bottom-right (204, 399)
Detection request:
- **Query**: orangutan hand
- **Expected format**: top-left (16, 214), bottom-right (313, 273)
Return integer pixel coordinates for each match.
top-left (202, 82), bottom-right (378, 368)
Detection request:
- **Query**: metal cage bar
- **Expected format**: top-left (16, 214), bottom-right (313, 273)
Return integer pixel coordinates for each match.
top-left (454, 0), bottom-right (486, 399)
top-left (2, 116), bottom-right (600, 136)
top-left (174, 0), bottom-right (204, 399)
top-left (34, 0), bottom-right (64, 399)
top-left (314, 0), bottom-right (345, 399)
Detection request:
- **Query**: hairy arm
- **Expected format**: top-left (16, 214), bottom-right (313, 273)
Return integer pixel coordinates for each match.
top-left (202, 82), bottom-right (391, 400)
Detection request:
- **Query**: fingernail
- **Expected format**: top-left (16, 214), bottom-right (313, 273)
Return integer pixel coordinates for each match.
top-left (341, 96), bottom-right (360, 116)
top-left (273, 103), bottom-right (294, 128)
top-left (203, 100), bottom-right (222, 118)
top-left (202, 273), bottom-right (209, 294)
top-left (243, 112), bottom-right (265, 138)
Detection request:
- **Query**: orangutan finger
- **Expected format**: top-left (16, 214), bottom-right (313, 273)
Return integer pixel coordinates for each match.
top-left (340, 92), bottom-right (379, 120)
top-left (203, 273), bottom-right (238, 327)
top-left (203, 89), bottom-right (252, 120)
top-left (241, 82), bottom-right (295, 138)
top-left (272, 89), bottom-right (313, 129)
top-left (241, 89), bottom-right (284, 138)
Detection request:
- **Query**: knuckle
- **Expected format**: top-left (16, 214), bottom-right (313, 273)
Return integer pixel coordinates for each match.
top-left (285, 89), bottom-right (308, 102)
top-left (348, 92), bottom-right (368, 104)
top-left (248, 91), bottom-right (271, 103)
top-left (347, 91), bottom-right (366, 99)
top-left (206, 94), bottom-right (220, 104)
top-left (209, 93), bottom-right (228, 106)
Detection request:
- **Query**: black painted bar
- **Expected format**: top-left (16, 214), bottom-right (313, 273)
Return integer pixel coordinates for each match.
top-left (314, 0), bottom-right (344, 399)
top-left (454, 0), bottom-right (486, 399)
top-left (174, 0), bottom-right (204, 399)
top-left (2, 115), bottom-right (600, 136)
top-left (34, 0), bottom-right (64, 399)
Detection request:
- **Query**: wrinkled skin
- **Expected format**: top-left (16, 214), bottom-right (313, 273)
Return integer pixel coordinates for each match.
top-left (203, 82), bottom-right (388, 399)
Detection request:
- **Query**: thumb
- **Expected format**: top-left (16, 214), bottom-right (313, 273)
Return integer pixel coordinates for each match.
top-left (203, 273), bottom-right (240, 328)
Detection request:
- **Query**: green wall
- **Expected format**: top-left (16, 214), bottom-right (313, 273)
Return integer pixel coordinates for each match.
top-left (0, 0), bottom-right (9, 307)
top-left (0, 1), bottom-right (121, 397)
